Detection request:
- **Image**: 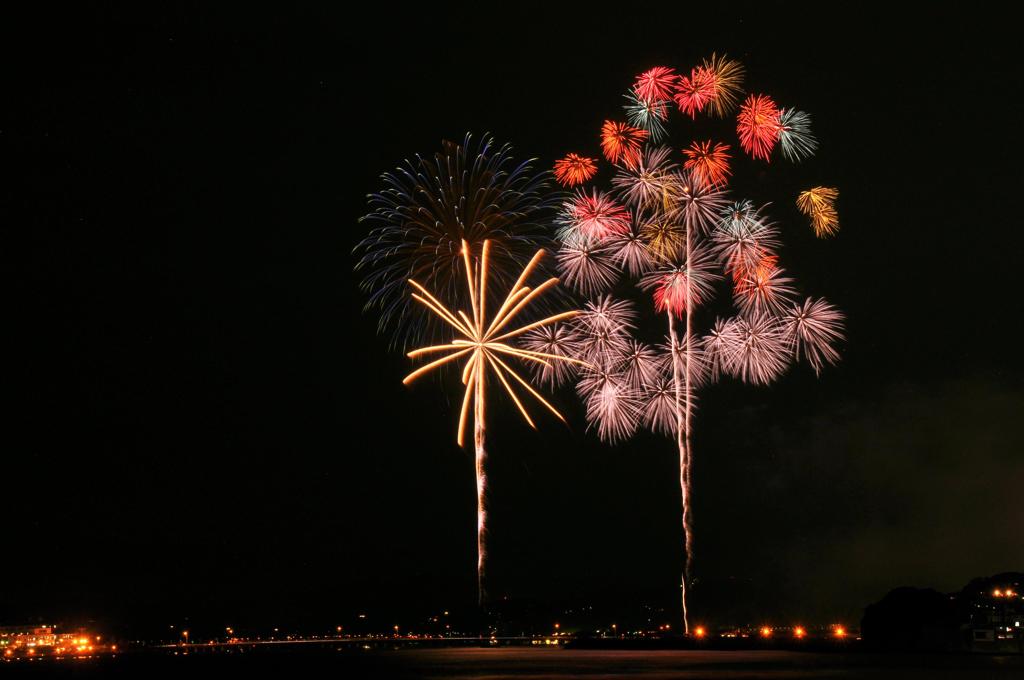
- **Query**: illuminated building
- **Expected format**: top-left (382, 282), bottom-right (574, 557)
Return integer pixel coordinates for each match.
top-left (0, 626), bottom-right (106, 659)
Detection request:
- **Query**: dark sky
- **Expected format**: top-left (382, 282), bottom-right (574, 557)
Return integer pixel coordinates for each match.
top-left (4, 6), bottom-right (1022, 633)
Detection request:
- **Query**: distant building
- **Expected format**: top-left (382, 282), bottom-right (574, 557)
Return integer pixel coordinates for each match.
top-left (0, 625), bottom-right (100, 658)
top-left (965, 577), bottom-right (1023, 654)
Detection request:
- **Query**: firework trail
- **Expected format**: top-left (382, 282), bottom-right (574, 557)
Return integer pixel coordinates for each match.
top-left (402, 240), bottom-right (583, 602)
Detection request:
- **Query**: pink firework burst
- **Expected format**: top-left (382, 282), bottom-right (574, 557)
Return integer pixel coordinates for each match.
top-left (736, 94), bottom-right (781, 161)
top-left (611, 146), bottom-right (677, 210)
top-left (519, 323), bottom-right (584, 388)
top-left (561, 189), bottom-right (631, 241)
top-left (781, 297), bottom-right (845, 375)
top-left (556, 234), bottom-right (621, 297)
top-left (674, 66), bottom-right (717, 118)
top-left (712, 201), bottom-right (780, 279)
top-left (634, 66), bottom-right (678, 102)
top-left (734, 262), bottom-right (798, 317)
top-left (578, 368), bottom-right (642, 444)
top-left (616, 339), bottom-right (668, 389)
top-left (726, 314), bottom-right (790, 385)
top-left (607, 230), bottom-right (654, 277)
top-left (665, 169), bottom-right (730, 235)
top-left (701, 318), bottom-right (741, 381)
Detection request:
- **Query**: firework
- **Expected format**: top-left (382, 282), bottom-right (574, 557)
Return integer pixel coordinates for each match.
top-left (634, 66), bottom-right (678, 102)
top-left (404, 239), bottom-right (583, 602)
top-left (572, 295), bottom-right (636, 365)
top-left (777, 109), bottom-right (818, 162)
top-left (674, 66), bottom-right (716, 118)
top-left (733, 262), bottom-right (798, 317)
top-left (578, 367), bottom-right (642, 443)
top-left (639, 244), bottom-right (720, 317)
top-left (608, 229), bottom-right (654, 277)
top-left (554, 153), bottom-right (599, 187)
top-left (683, 141), bottom-right (732, 189)
top-left (781, 297), bottom-right (844, 374)
top-left (558, 189), bottom-right (631, 242)
top-left (624, 89), bottom-right (670, 143)
top-left (640, 219), bottom-right (686, 262)
top-left (721, 313), bottom-right (790, 385)
top-left (662, 332), bottom-right (709, 390)
top-left (796, 187), bottom-right (840, 237)
top-left (701, 317), bottom-right (741, 381)
top-left (356, 134), bottom-right (557, 347)
top-left (611, 146), bottom-right (677, 209)
top-left (702, 53), bottom-right (745, 117)
top-left (712, 201), bottom-right (780, 278)
top-left (736, 94), bottom-right (781, 161)
top-left (556, 234), bottom-right (621, 297)
top-left (642, 375), bottom-right (679, 436)
top-left (601, 120), bottom-right (649, 166)
top-left (520, 323), bottom-right (584, 388)
top-left (617, 339), bottom-right (668, 389)
top-left (664, 170), bottom-right (730, 235)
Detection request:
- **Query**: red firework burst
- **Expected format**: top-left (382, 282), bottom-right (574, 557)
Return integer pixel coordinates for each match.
top-left (601, 120), bottom-right (649, 166)
top-left (553, 153), bottom-right (598, 187)
top-left (673, 66), bottom-right (716, 118)
top-left (736, 94), bottom-right (781, 161)
top-left (651, 271), bottom-right (707, 317)
top-left (569, 189), bottom-right (631, 240)
top-left (634, 66), bottom-right (678, 102)
top-left (683, 140), bottom-right (732, 188)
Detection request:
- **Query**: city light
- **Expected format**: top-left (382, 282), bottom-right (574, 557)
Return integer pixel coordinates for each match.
top-left (693, 626), bottom-right (706, 638)
top-left (834, 625), bottom-right (846, 638)
top-left (794, 626), bottom-right (806, 639)
top-left (759, 626), bottom-right (772, 638)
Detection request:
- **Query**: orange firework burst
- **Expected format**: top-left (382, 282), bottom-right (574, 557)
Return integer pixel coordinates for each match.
top-left (736, 94), bottom-right (781, 161)
top-left (796, 187), bottom-right (840, 237)
top-left (702, 53), bottom-right (745, 117)
top-left (674, 66), bottom-right (716, 118)
top-left (404, 239), bottom-right (584, 602)
top-left (601, 120), bottom-right (649, 166)
top-left (553, 153), bottom-right (598, 187)
top-left (634, 66), bottom-right (678, 102)
top-left (683, 140), bottom-right (732, 188)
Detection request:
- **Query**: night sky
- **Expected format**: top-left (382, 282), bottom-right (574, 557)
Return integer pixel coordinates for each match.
top-left (4, 6), bottom-right (1022, 633)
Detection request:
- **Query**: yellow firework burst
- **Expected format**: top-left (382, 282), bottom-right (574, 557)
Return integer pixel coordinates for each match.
top-left (404, 239), bottom-right (584, 445)
top-left (403, 239), bottom-right (583, 603)
top-left (796, 187), bottom-right (840, 238)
